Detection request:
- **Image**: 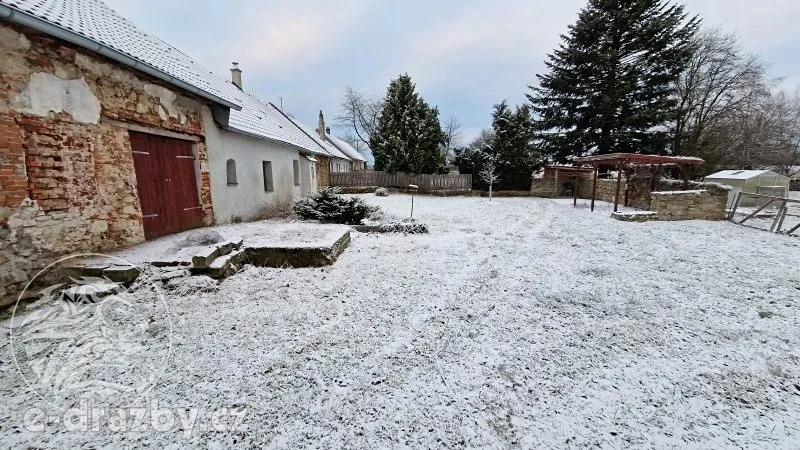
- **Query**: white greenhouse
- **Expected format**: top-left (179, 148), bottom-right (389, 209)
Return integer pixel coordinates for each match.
top-left (704, 169), bottom-right (790, 208)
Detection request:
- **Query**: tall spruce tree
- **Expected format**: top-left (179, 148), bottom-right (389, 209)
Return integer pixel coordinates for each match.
top-left (371, 74), bottom-right (445, 173)
top-left (489, 101), bottom-right (540, 190)
top-left (528, 0), bottom-right (700, 161)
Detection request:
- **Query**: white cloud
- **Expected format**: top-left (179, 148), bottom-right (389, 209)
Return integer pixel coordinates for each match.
top-left (104, 0), bottom-right (370, 78)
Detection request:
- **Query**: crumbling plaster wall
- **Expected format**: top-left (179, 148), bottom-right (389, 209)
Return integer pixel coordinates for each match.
top-left (0, 22), bottom-right (214, 305)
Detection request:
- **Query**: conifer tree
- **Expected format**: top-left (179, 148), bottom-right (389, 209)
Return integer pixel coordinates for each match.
top-left (371, 74), bottom-right (445, 173)
top-left (489, 101), bottom-right (539, 190)
top-left (528, 0), bottom-right (700, 161)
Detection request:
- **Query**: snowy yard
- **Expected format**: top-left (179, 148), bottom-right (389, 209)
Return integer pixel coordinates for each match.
top-left (2, 194), bottom-right (800, 448)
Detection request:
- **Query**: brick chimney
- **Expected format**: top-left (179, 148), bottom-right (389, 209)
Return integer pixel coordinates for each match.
top-left (230, 62), bottom-right (242, 89)
top-left (317, 111), bottom-right (326, 139)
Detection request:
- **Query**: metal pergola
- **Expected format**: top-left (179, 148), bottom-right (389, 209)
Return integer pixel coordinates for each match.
top-left (572, 153), bottom-right (705, 212)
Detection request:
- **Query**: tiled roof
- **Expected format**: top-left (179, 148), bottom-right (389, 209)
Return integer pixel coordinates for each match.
top-left (1, 0), bottom-right (242, 109)
top-left (285, 117), bottom-right (352, 161)
top-left (0, 0), bottom-right (341, 158)
top-left (227, 91), bottom-right (329, 156)
top-left (326, 133), bottom-right (367, 162)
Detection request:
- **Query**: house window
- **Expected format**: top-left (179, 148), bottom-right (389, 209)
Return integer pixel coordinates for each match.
top-left (262, 161), bottom-right (274, 192)
top-left (293, 160), bottom-right (300, 185)
top-left (226, 159), bottom-right (237, 185)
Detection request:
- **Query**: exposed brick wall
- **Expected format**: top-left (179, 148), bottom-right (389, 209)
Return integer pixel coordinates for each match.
top-left (0, 22), bottom-right (214, 305)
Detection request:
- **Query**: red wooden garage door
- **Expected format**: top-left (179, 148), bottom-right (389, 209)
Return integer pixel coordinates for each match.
top-left (129, 131), bottom-right (204, 240)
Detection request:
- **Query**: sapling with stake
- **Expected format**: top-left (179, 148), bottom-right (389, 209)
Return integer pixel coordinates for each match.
top-left (479, 154), bottom-right (500, 201)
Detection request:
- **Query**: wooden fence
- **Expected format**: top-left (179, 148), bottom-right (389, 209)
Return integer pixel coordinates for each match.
top-left (331, 171), bottom-right (472, 191)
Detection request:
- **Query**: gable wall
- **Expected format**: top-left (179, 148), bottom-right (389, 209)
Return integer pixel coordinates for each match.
top-left (0, 22), bottom-right (214, 305)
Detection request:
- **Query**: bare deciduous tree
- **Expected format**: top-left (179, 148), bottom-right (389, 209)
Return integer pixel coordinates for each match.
top-left (470, 129), bottom-right (495, 152)
top-left (674, 28), bottom-right (768, 165)
top-left (479, 154), bottom-right (500, 201)
top-left (335, 85), bottom-right (384, 147)
top-left (441, 115), bottom-right (463, 161)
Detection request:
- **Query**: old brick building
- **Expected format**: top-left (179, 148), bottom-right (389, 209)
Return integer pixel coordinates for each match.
top-left (0, 0), bottom-right (363, 305)
top-left (0, 0), bottom-right (246, 304)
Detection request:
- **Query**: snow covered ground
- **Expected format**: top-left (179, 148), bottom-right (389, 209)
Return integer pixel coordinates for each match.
top-left (2, 194), bottom-right (800, 448)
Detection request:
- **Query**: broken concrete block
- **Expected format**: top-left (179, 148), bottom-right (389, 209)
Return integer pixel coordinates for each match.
top-left (216, 236), bottom-right (245, 257)
top-left (191, 245), bottom-right (220, 269)
top-left (151, 260), bottom-right (191, 268)
top-left (246, 231), bottom-right (351, 268)
top-left (228, 236), bottom-right (244, 249)
top-left (159, 268), bottom-right (188, 281)
top-left (102, 265), bottom-right (140, 284)
top-left (63, 281), bottom-right (121, 302)
top-left (61, 263), bottom-right (109, 280)
top-left (207, 249), bottom-right (246, 279)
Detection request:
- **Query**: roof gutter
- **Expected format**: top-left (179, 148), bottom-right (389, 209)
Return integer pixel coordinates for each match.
top-left (267, 102), bottom-right (337, 157)
top-left (222, 126), bottom-right (329, 157)
top-left (0, 4), bottom-right (241, 111)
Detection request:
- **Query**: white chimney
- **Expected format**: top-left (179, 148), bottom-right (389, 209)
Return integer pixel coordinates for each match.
top-left (230, 62), bottom-right (242, 89)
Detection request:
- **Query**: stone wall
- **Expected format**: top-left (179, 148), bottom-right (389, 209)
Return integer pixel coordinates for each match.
top-left (650, 190), bottom-right (728, 221)
top-left (316, 155), bottom-right (331, 188)
top-left (0, 22), bottom-right (214, 305)
top-left (574, 169), bottom-right (729, 211)
top-left (529, 178), bottom-right (561, 197)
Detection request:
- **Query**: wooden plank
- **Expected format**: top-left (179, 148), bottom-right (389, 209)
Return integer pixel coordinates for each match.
top-left (590, 166), bottom-right (598, 211)
top-left (613, 163), bottom-right (623, 213)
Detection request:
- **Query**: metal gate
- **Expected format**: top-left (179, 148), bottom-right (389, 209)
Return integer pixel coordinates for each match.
top-left (129, 131), bottom-right (204, 240)
top-left (729, 192), bottom-right (800, 236)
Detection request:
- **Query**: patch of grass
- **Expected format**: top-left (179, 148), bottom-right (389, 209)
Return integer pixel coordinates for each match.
top-left (257, 193), bottom-right (296, 220)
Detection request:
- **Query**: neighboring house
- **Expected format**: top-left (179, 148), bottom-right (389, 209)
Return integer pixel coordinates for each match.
top-left (0, 0), bottom-right (337, 302)
top-left (204, 66), bottom-right (330, 223)
top-left (285, 112), bottom-right (353, 187)
top-left (326, 133), bottom-right (367, 171)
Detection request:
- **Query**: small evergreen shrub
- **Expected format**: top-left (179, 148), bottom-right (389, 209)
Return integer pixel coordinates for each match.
top-left (379, 220), bottom-right (429, 234)
top-left (294, 187), bottom-right (380, 225)
top-left (375, 187), bottom-right (389, 197)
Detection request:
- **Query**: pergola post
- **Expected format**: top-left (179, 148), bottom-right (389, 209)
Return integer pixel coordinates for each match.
top-left (590, 165), bottom-right (599, 212)
top-left (613, 162), bottom-right (623, 212)
top-left (573, 171), bottom-right (579, 206)
top-left (554, 169), bottom-right (559, 198)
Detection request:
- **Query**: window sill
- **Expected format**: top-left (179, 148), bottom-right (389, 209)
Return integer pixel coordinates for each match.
top-left (227, 183), bottom-right (238, 186)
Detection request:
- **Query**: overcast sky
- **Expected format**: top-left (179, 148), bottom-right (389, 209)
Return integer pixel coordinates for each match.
top-left (104, 0), bottom-right (800, 143)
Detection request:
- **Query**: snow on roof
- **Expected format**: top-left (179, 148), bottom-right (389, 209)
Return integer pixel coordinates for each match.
top-left (285, 117), bottom-right (351, 161)
top-left (325, 134), bottom-right (366, 162)
top-left (1, 0), bottom-right (340, 157)
top-left (705, 170), bottom-right (785, 180)
top-left (1, 0), bottom-right (241, 109)
top-left (226, 92), bottom-right (329, 156)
